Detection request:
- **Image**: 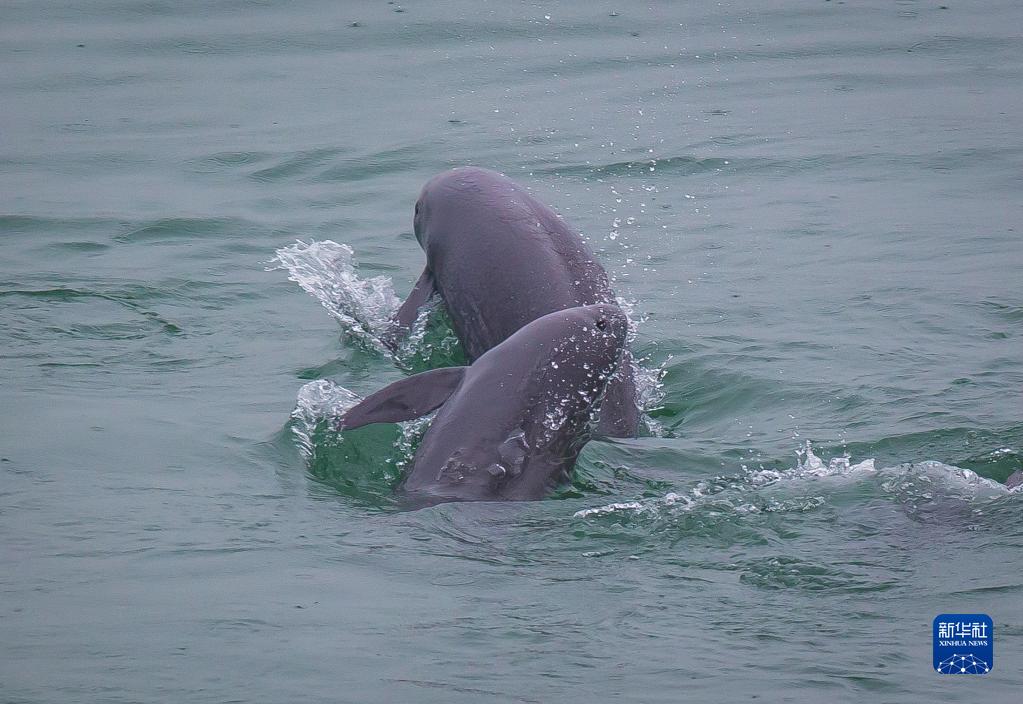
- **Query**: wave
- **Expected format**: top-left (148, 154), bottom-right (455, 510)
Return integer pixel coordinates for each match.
top-left (574, 442), bottom-right (1018, 522)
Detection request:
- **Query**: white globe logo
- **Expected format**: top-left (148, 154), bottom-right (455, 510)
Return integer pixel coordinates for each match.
top-left (936, 653), bottom-right (989, 674)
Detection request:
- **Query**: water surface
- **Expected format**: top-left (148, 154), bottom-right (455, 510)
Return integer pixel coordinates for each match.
top-left (3, 1), bottom-right (1022, 702)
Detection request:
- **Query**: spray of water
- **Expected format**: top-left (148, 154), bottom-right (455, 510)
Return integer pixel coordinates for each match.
top-left (268, 240), bottom-right (400, 357)
top-left (291, 379), bottom-right (362, 458)
top-left (574, 441), bottom-right (1014, 520)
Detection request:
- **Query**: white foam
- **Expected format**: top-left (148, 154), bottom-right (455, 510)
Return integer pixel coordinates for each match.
top-left (392, 412), bottom-right (435, 473)
top-left (268, 240), bottom-right (400, 357)
top-left (291, 379), bottom-right (362, 458)
top-left (291, 377), bottom-right (435, 470)
top-left (574, 441), bottom-right (1013, 519)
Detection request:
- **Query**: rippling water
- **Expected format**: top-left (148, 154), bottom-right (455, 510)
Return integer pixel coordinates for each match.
top-left (3, 1), bottom-right (1022, 701)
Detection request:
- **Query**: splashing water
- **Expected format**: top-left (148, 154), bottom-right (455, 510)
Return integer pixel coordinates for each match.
top-left (633, 353), bottom-right (668, 435)
top-left (291, 379), bottom-right (362, 458)
top-left (574, 442), bottom-right (1014, 520)
top-left (396, 298), bottom-right (466, 372)
top-left (292, 378), bottom-right (432, 478)
top-left (392, 413), bottom-right (435, 474)
top-left (268, 240), bottom-right (400, 356)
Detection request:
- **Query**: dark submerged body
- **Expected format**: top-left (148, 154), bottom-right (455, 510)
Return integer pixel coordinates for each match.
top-left (394, 167), bottom-right (641, 437)
top-left (341, 305), bottom-right (629, 504)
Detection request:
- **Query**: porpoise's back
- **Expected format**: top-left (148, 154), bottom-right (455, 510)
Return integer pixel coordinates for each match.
top-left (418, 167), bottom-right (615, 360)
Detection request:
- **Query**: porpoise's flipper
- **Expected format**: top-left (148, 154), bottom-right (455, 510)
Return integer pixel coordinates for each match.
top-left (593, 353), bottom-right (642, 438)
top-left (336, 366), bottom-right (466, 430)
top-left (383, 268), bottom-right (436, 350)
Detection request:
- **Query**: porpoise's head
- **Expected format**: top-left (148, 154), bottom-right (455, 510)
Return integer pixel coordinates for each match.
top-left (558, 302), bottom-right (630, 367)
top-left (401, 303), bottom-right (631, 503)
top-left (525, 302), bottom-right (631, 442)
top-left (531, 303), bottom-right (630, 391)
top-left (413, 167), bottom-right (516, 248)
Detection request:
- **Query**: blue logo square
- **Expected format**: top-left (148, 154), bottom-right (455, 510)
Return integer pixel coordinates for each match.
top-left (933, 614), bottom-right (993, 674)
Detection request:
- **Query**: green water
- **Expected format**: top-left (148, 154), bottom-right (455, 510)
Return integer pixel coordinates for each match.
top-left (2, 1), bottom-right (1022, 701)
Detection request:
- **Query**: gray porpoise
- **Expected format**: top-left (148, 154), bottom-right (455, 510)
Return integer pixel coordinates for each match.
top-left (389, 166), bottom-right (641, 437)
top-left (341, 304), bottom-right (629, 504)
